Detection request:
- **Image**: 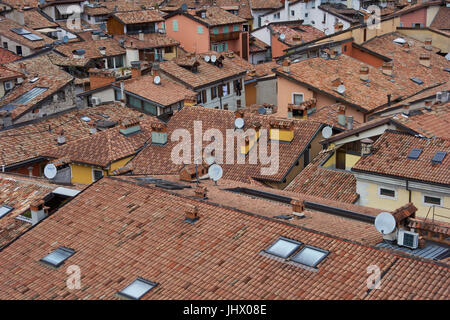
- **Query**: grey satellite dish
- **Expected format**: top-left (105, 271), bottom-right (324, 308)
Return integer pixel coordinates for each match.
top-left (258, 107), bottom-right (266, 115)
top-left (280, 33), bottom-right (286, 40)
top-left (234, 117), bottom-right (244, 129)
top-left (337, 84), bottom-right (346, 94)
top-left (321, 126), bottom-right (332, 139)
top-left (63, 36), bottom-right (69, 44)
top-left (44, 164), bottom-right (57, 180)
top-left (204, 55), bottom-right (210, 63)
top-left (208, 164), bottom-right (223, 182)
top-left (154, 76), bottom-right (161, 85)
top-left (211, 55), bottom-right (217, 63)
top-left (375, 212), bottom-right (396, 235)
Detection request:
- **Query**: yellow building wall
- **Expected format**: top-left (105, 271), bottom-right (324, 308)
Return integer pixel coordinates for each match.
top-left (322, 151), bottom-right (336, 168)
top-left (108, 156), bottom-right (133, 174)
top-left (345, 153), bottom-right (361, 169)
top-left (397, 28), bottom-right (450, 53)
top-left (163, 47), bottom-right (177, 61)
top-left (71, 164), bottom-right (106, 185)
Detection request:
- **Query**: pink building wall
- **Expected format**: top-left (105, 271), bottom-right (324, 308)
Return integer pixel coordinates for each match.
top-left (165, 14), bottom-right (210, 53)
top-left (400, 8), bottom-right (427, 27)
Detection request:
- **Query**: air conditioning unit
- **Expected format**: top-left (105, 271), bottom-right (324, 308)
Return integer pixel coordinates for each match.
top-left (4, 81), bottom-right (13, 91)
top-left (397, 230), bottom-right (419, 249)
top-left (91, 96), bottom-right (101, 106)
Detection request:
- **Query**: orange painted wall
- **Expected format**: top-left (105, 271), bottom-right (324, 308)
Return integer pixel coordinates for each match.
top-left (342, 42), bottom-right (386, 68)
top-left (271, 35), bottom-right (289, 59)
top-left (245, 82), bottom-right (257, 106)
top-left (107, 17), bottom-right (124, 35)
top-left (165, 14), bottom-right (210, 53)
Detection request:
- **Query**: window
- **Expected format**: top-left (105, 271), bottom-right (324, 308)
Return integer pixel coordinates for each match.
top-left (115, 89), bottom-right (122, 101)
top-left (211, 86), bottom-right (218, 99)
top-left (57, 90), bottom-right (66, 102)
top-left (265, 237), bottom-right (302, 258)
top-left (213, 27), bottom-right (219, 34)
top-left (197, 90), bottom-right (207, 104)
top-left (107, 56), bottom-right (124, 69)
top-left (233, 25), bottom-right (239, 32)
top-left (93, 169), bottom-right (104, 182)
top-left (222, 82), bottom-right (230, 96)
top-left (0, 205), bottom-right (13, 219)
top-left (143, 101), bottom-right (157, 115)
top-left (237, 99), bottom-right (241, 108)
top-left (118, 278), bottom-right (157, 300)
top-left (16, 45), bottom-right (22, 56)
top-left (223, 26), bottom-right (229, 33)
top-left (128, 95), bottom-right (142, 110)
top-left (172, 20), bottom-right (178, 32)
top-left (293, 93), bottom-right (304, 105)
top-left (305, 13), bottom-right (308, 18)
top-left (3, 42), bottom-right (7, 49)
top-left (197, 26), bottom-right (203, 34)
top-left (291, 10), bottom-right (295, 16)
top-left (407, 148), bottom-right (422, 160)
top-left (291, 246), bottom-right (329, 268)
top-left (379, 187), bottom-right (396, 199)
top-left (40, 247), bottom-right (75, 267)
top-left (432, 152), bottom-right (446, 164)
top-left (322, 13), bottom-right (326, 24)
top-left (165, 46), bottom-right (174, 53)
top-left (423, 195), bottom-right (442, 206)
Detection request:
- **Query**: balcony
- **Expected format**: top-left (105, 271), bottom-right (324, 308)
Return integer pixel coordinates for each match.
top-left (210, 31), bottom-right (240, 42)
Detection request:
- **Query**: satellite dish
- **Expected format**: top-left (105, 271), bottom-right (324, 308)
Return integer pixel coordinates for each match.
top-left (44, 164), bottom-right (57, 180)
top-left (63, 36), bottom-right (69, 44)
top-left (211, 55), bottom-right (217, 63)
top-left (154, 76), bottom-right (161, 85)
top-left (204, 55), bottom-right (210, 63)
top-left (258, 107), bottom-right (266, 115)
top-left (280, 33), bottom-right (286, 40)
top-left (208, 164), bottom-right (223, 182)
top-left (234, 117), bottom-right (244, 129)
top-left (375, 212), bottom-right (396, 235)
top-left (393, 37), bottom-right (406, 44)
top-left (337, 84), bottom-right (346, 94)
top-left (321, 126), bottom-right (332, 139)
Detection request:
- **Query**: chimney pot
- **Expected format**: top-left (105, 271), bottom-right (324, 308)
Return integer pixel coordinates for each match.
top-left (361, 138), bottom-right (373, 156)
top-left (359, 64), bottom-right (369, 81)
top-left (194, 186), bottom-right (208, 198)
top-left (30, 199), bottom-right (47, 225)
top-left (57, 129), bottom-right (66, 145)
top-left (185, 205), bottom-right (199, 222)
top-left (419, 53), bottom-right (431, 68)
top-left (291, 199), bottom-right (305, 218)
top-left (381, 61), bottom-right (393, 76)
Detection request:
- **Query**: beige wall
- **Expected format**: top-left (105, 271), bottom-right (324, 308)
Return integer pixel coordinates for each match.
top-left (397, 28), bottom-right (450, 53)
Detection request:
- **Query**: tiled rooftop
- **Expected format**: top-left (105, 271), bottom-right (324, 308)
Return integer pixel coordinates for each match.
top-left (182, 6), bottom-right (247, 27)
top-left (430, 6), bottom-right (450, 30)
top-left (352, 130), bottom-right (450, 185)
top-left (0, 17), bottom-right (54, 50)
top-left (118, 33), bottom-right (179, 49)
top-left (0, 176), bottom-right (448, 299)
top-left (307, 103), bottom-right (362, 130)
top-left (112, 9), bottom-right (164, 25)
top-left (249, 0), bottom-right (283, 10)
top-left (54, 38), bottom-right (126, 62)
top-left (271, 23), bottom-right (325, 47)
top-left (23, 9), bottom-right (58, 29)
top-left (0, 48), bottom-right (20, 65)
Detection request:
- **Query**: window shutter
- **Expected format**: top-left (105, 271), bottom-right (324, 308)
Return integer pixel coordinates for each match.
top-left (218, 85), bottom-right (223, 97)
top-left (202, 90), bottom-right (207, 103)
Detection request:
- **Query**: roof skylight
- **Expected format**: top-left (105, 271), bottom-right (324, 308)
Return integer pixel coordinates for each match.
top-left (11, 87), bottom-right (47, 105)
top-left (291, 245), bottom-right (329, 268)
top-left (118, 278), bottom-right (157, 300)
top-left (0, 205), bottom-right (13, 219)
top-left (40, 247), bottom-right (75, 267)
top-left (432, 152), bottom-right (446, 164)
top-left (407, 148), bottom-right (422, 160)
top-left (410, 77), bottom-right (424, 85)
top-left (265, 237), bottom-right (302, 258)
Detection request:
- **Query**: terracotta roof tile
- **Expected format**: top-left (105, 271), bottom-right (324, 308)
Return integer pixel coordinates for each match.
top-left (0, 17), bottom-right (54, 50)
top-left (249, 0), bottom-right (283, 10)
top-left (23, 9), bottom-right (58, 29)
top-left (182, 6), bottom-right (247, 26)
top-left (112, 9), bottom-right (165, 24)
top-left (352, 130), bottom-right (450, 185)
top-left (118, 33), bottom-right (179, 49)
top-left (0, 48), bottom-right (20, 65)
top-left (430, 6), bottom-right (450, 30)
top-left (271, 23), bottom-right (325, 46)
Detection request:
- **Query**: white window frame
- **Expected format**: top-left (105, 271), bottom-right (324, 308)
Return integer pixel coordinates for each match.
top-left (422, 193), bottom-right (443, 207)
top-left (92, 168), bottom-right (104, 182)
top-left (378, 185), bottom-right (397, 200)
top-left (292, 92), bottom-right (304, 105)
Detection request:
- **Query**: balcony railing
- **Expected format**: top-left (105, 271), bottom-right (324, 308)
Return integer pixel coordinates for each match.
top-left (210, 31), bottom-right (240, 42)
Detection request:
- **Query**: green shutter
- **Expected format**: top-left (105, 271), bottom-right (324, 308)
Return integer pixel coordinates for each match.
top-left (197, 26), bottom-right (203, 34)
top-left (233, 25), bottom-right (239, 32)
top-left (224, 42), bottom-right (228, 51)
top-left (173, 20), bottom-right (178, 32)
top-left (223, 26), bottom-right (229, 33)
top-left (213, 27), bottom-right (219, 34)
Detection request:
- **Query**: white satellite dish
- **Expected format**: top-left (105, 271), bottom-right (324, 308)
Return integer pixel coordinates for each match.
top-left (280, 33), bottom-right (286, 40)
top-left (154, 75), bottom-right (161, 85)
top-left (337, 84), bottom-right (346, 94)
top-left (234, 117), bottom-right (244, 129)
top-left (204, 55), bottom-right (210, 63)
top-left (208, 164), bottom-right (223, 182)
top-left (393, 37), bottom-right (406, 44)
top-left (211, 55), bottom-right (217, 63)
top-left (321, 126), bottom-right (332, 139)
top-left (44, 164), bottom-right (57, 180)
top-left (375, 212), bottom-right (396, 235)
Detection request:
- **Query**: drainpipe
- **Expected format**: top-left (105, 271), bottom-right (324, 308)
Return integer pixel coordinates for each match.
top-left (406, 179), bottom-right (411, 202)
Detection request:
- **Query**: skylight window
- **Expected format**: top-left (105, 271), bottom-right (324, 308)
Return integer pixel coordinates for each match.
top-left (10, 28), bottom-right (31, 35)
top-left (117, 278), bottom-right (157, 300)
top-left (81, 116), bottom-right (92, 122)
top-left (291, 245), bottom-right (329, 268)
top-left (11, 87), bottom-right (47, 105)
top-left (410, 77), bottom-right (424, 85)
top-left (40, 247), bottom-right (75, 267)
top-left (265, 237), bottom-right (302, 258)
top-left (0, 205), bottom-right (13, 219)
top-left (23, 34), bottom-right (43, 41)
top-left (432, 152), bottom-right (446, 164)
top-left (407, 148), bottom-right (422, 160)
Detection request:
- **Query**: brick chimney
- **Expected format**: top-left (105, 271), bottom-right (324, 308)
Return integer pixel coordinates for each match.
top-left (130, 61), bottom-right (142, 78)
top-left (424, 38), bottom-right (432, 51)
top-left (89, 68), bottom-right (116, 90)
top-left (30, 200), bottom-right (48, 225)
top-left (185, 205), bottom-right (199, 223)
top-left (381, 61), bottom-right (393, 76)
top-left (194, 186), bottom-right (208, 198)
top-left (359, 64), bottom-right (369, 81)
top-left (269, 119), bottom-right (294, 142)
top-left (334, 22), bottom-right (343, 32)
top-left (57, 129), bottom-right (66, 145)
top-left (419, 53), bottom-right (431, 68)
top-left (282, 59), bottom-right (290, 73)
top-left (89, 120), bottom-right (97, 134)
top-left (291, 199), bottom-right (305, 218)
top-left (98, 46), bottom-right (106, 55)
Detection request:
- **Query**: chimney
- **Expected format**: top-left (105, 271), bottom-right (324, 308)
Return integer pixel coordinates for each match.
top-left (151, 122), bottom-right (168, 145)
top-left (359, 64), bottom-right (369, 81)
top-left (403, 103), bottom-right (410, 116)
top-left (332, 77), bottom-right (343, 91)
top-left (291, 199), bottom-right (305, 218)
top-left (419, 53), bottom-right (431, 68)
top-left (19, 62), bottom-right (27, 75)
top-left (30, 200), bottom-right (48, 225)
top-left (346, 116), bottom-right (353, 130)
top-left (89, 121), bottom-right (97, 134)
top-left (89, 69), bottom-right (116, 90)
top-left (130, 61), bottom-right (142, 78)
top-left (360, 138), bottom-right (373, 156)
top-left (185, 205), bottom-right (199, 223)
top-left (138, 31), bottom-right (145, 41)
top-left (152, 62), bottom-right (161, 79)
top-left (57, 129), bottom-right (66, 145)
top-left (119, 118), bottom-right (141, 135)
top-left (424, 38), bottom-right (432, 51)
top-left (337, 105), bottom-right (346, 127)
top-left (334, 22), bottom-right (343, 32)
top-left (194, 186), bottom-right (208, 199)
top-left (282, 59), bottom-right (290, 73)
top-left (98, 46), bottom-right (106, 55)
top-left (269, 119), bottom-right (294, 142)
top-left (381, 61), bottom-right (393, 76)
top-left (235, 109), bottom-right (244, 119)
top-left (0, 111), bottom-right (13, 128)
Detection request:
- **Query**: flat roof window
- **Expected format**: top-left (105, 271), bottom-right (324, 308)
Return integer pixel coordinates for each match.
top-left (11, 87), bottom-right (47, 105)
top-left (0, 205), bottom-right (13, 219)
top-left (410, 77), bottom-right (423, 85)
top-left (432, 152), bottom-right (446, 164)
top-left (118, 278), bottom-right (157, 300)
top-left (265, 237), bottom-right (302, 259)
top-left (407, 148), bottom-right (422, 160)
top-left (291, 245), bottom-right (329, 268)
top-left (40, 247), bottom-right (75, 267)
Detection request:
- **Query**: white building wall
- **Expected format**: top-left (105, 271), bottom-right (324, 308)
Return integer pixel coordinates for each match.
top-left (200, 77), bottom-right (246, 111)
top-left (0, 36), bottom-right (32, 56)
top-left (251, 27), bottom-right (272, 46)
